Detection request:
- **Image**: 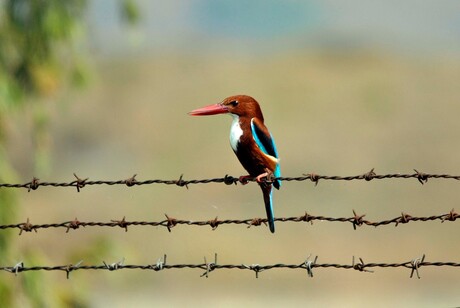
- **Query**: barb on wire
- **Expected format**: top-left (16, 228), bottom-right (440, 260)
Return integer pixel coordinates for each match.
top-left (410, 254), bottom-right (426, 279)
top-left (152, 255), bottom-right (167, 271)
top-left (201, 253), bottom-right (217, 278)
top-left (103, 258), bottom-right (125, 271)
top-left (352, 256), bottom-right (374, 273)
top-left (1, 254), bottom-right (459, 279)
top-left (304, 255), bottom-right (318, 278)
top-left (1, 169), bottom-right (460, 191)
top-left (2, 209), bottom-right (457, 234)
top-left (6, 261), bottom-right (24, 276)
top-left (65, 260), bottom-right (83, 279)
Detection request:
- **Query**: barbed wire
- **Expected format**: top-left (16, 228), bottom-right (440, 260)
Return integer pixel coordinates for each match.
top-left (2, 254), bottom-right (459, 279)
top-left (1, 169), bottom-right (459, 192)
top-left (3, 209), bottom-right (458, 234)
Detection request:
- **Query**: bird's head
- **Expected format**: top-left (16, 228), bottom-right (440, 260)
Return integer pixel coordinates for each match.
top-left (189, 95), bottom-right (264, 120)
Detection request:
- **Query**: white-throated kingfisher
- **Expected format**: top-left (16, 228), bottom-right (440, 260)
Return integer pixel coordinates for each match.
top-left (189, 95), bottom-right (281, 233)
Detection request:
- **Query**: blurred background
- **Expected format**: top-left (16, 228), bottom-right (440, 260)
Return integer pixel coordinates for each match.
top-left (1, 0), bottom-right (460, 306)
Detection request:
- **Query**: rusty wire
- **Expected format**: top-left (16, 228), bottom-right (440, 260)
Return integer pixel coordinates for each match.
top-left (1, 171), bottom-right (458, 281)
top-left (3, 209), bottom-right (458, 234)
top-left (1, 254), bottom-right (459, 279)
top-left (0, 169), bottom-right (458, 192)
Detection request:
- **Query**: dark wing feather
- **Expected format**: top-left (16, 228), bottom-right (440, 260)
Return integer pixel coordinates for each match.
top-left (251, 118), bottom-right (281, 189)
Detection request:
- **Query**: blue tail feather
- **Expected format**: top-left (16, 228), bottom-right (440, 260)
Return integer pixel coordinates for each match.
top-left (261, 185), bottom-right (275, 233)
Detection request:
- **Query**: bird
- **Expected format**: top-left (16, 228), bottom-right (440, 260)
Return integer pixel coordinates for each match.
top-left (189, 95), bottom-right (281, 233)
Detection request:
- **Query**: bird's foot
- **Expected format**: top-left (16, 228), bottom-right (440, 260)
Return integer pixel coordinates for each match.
top-left (255, 172), bottom-right (269, 183)
top-left (239, 171), bottom-right (274, 185)
top-left (238, 175), bottom-right (252, 185)
top-left (256, 170), bottom-right (276, 185)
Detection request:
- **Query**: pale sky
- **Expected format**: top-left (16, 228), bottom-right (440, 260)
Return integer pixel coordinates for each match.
top-left (86, 0), bottom-right (460, 56)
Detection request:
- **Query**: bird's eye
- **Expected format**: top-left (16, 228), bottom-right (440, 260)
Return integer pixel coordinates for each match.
top-left (229, 100), bottom-right (239, 107)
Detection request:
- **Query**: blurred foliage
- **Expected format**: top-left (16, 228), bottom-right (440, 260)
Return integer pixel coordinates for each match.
top-left (0, 0), bottom-right (86, 106)
top-left (0, 0), bottom-right (88, 175)
top-left (120, 0), bottom-right (140, 25)
top-left (0, 0), bottom-right (138, 306)
top-left (0, 156), bottom-right (16, 307)
top-left (21, 250), bottom-right (54, 308)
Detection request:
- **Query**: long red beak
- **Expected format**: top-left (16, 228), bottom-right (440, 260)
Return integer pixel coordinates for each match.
top-left (188, 103), bottom-right (228, 116)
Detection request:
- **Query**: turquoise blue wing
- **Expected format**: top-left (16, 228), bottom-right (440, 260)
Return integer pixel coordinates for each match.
top-left (251, 119), bottom-right (281, 189)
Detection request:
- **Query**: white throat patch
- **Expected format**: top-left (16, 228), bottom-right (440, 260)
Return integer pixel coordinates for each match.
top-left (229, 114), bottom-right (243, 151)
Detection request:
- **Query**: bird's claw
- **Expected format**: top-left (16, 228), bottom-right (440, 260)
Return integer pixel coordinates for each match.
top-left (255, 172), bottom-right (269, 183)
top-left (239, 171), bottom-right (274, 185)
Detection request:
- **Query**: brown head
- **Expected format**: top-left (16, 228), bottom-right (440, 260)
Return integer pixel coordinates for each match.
top-left (189, 95), bottom-right (264, 121)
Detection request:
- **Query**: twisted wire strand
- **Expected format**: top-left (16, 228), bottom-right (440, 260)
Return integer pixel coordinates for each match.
top-left (3, 209), bottom-right (458, 234)
top-left (0, 169), bottom-right (457, 191)
top-left (1, 254), bottom-right (458, 279)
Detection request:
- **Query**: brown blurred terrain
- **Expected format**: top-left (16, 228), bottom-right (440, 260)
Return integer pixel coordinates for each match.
top-left (5, 50), bottom-right (460, 306)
